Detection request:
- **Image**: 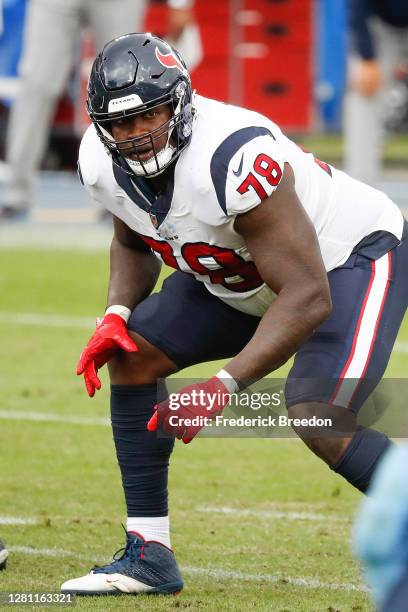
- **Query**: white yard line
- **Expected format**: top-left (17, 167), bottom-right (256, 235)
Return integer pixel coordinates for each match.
top-left (0, 517), bottom-right (37, 525)
top-left (183, 566), bottom-right (368, 592)
top-left (0, 410), bottom-right (109, 427)
top-left (9, 546), bottom-right (77, 558)
top-left (395, 340), bottom-right (408, 353)
top-left (0, 226), bottom-right (112, 251)
top-left (0, 311), bottom-right (407, 355)
top-left (7, 546), bottom-right (367, 593)
top-left (0, 312), bottom-right (94, 329)
top-left (197, 505), bottom-right (347, 522)
top-left (0, 505), bottom-right (346, 527)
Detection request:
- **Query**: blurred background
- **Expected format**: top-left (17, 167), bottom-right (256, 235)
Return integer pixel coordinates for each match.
top-left (0, 0), bottom-right (407, 236)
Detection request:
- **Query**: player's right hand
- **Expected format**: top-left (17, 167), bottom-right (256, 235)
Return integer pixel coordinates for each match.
top-left (77, 313), bottom-right (138, 397)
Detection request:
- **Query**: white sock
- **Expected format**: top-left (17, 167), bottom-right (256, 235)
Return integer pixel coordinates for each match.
top-left (126, 516), bottom-right (171, 549)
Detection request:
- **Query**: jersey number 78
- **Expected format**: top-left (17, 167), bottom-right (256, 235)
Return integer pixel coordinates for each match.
top-left (237, 153), bottom-right (282, 200)
top-left (140, 235), bottom-right (263, 293)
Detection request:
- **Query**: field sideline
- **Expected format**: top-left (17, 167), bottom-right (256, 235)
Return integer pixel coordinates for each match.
top-left (1, 248), bottom-right (407, 610)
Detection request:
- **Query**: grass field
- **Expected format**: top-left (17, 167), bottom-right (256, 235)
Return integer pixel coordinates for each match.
top-left (1, 248), bottom-right (407, 611)
top-left (300, 133), bottom-right (408, 169)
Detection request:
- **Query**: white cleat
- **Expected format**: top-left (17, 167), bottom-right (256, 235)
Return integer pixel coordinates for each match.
top-left (0, 540), bottom-right (8, 571)
top-left (60, 531), bottom-right (183, 596)
top-left (61, 571), bottom-right (155, 595)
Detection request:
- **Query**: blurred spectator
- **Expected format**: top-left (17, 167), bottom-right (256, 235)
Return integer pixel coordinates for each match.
top-left (353, 443), bottom-right (408, 611)
top-left (343, 1), bottom-right (408, 183)
top-left (0, 0), bottom-right (199, 221)
top-left (167, 0), bottom-right (195, 41)
top-left (166, 0), bottom-right (202, 73)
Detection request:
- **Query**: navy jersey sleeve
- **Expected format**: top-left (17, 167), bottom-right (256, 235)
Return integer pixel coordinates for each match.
top-left (210, 127), bottom-right (286, 216)
top-left (348, 0), bottom-right (376, 60)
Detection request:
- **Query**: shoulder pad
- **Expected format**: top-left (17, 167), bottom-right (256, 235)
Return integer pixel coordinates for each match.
top-left (78, 124), bottom-right (106, 187)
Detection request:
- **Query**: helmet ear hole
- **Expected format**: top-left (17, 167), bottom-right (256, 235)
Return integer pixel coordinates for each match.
top-left (87, 32), bottom-right (194, 177)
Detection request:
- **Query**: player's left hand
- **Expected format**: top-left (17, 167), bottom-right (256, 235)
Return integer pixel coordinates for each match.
top-left (147, 376), bottom-right (231, 443)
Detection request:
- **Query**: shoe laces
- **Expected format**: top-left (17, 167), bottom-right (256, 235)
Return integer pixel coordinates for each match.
top-left (92, 526), bottom-right (145, 573)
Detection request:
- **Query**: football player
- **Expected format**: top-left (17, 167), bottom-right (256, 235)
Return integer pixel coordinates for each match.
top-left (354, 443), bottom-right (408, 611)
top-left (0, 0), bottom-right (198, 221)
top-left (61, 33), bottom-right (408, 596)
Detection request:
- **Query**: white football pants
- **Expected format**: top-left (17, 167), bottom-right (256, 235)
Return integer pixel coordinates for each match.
top-left (5, 0), bottom-right (147, 208)
top-left (343, 19), bottom-right (408, 184)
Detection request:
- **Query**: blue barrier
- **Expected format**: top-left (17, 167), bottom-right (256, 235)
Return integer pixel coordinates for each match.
top-left (315, 0), bottom-right (347, 131)
top-left (0, 0), bottom-right (27, 80)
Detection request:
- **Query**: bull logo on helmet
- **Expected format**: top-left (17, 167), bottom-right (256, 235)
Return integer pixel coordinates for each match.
top-left (155, 47), bottom-right (186, 74)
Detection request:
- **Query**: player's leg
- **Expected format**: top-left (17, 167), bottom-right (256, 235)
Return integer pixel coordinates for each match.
top-left (343, 19), bottom-right (400, 183)
top-left (109, 271), bottom-right (259, 533)
top-left (3, 0), bottom-right (80, 212)
top-left (62, 333), bottom-right (183, 596)
top-left (353, 443), bottom-right (408, 611)
top-left (382, 570), bottom-right (408, 612)
top-left (286, 228), bottom-right (408, 492)
top-left (343, 55), bottom-right (382, 183)
top-left (88, 0), bottom-right (148, 53)
top-left (286, 399), bottom-right (390, 492)
top-left (61, 271), bottom-right (259, 595)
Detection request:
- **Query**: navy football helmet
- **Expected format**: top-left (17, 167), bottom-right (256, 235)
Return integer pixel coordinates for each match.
top-left (87, 32), bottom-right (194, 177)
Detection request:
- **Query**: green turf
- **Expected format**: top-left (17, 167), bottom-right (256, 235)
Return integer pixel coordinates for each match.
top-left (295, 133), bottom-right (408, 168)
top-left (1, 248), bottom-right (407, 610)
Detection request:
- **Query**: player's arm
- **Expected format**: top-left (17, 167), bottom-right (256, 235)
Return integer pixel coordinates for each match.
top-left (107, 215), bottom-right (162, 310)
top-left (225, 162), bottom-right (332, 384)
top-left (348, 0), bottom-right (381, 96)
top-left (166, 0), bottom-right (194, 41)
top-left (148, 163), bottom-right (333, 442)
top-left (77, 216), bottom-right (161, 397)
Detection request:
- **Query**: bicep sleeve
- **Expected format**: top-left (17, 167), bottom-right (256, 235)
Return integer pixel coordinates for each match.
top-left (348, 0), bottom-right (375, 59)
top-left (210, 129), bottom-right (286, 217)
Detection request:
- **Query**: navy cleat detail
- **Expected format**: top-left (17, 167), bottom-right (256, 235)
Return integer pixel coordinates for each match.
top-left (60, 530), bottom-right (183, 596)
top-left (0, 539), bottom-right (8, 571)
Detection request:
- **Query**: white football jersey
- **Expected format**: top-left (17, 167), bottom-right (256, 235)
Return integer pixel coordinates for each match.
top-left (78, 94), bottom-right (404, 316)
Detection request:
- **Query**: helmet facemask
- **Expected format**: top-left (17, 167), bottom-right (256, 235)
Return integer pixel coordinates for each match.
top-left (87, 44), bottom-right (194, 178)
top-left (97, 103), bottom-right (176, 177)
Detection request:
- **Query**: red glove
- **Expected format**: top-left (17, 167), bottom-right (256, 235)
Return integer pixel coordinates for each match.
top-left (147, 376), bottom-right (231, 444)
top-left (77, 313), bottom-right (138, 397)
